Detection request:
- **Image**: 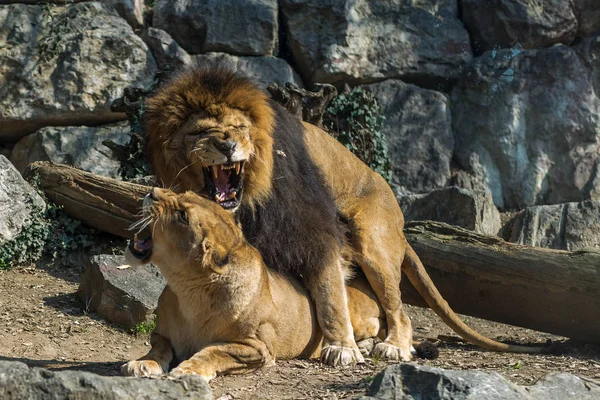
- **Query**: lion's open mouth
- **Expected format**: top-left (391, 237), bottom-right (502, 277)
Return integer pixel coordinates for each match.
top-left (128, 235), bottom-right (153, 261)
top-left (204, 161), bottom-right (244, 210)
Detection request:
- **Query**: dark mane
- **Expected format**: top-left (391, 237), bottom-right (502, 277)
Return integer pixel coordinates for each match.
top-left (239, 102), bottom-right (345, 276)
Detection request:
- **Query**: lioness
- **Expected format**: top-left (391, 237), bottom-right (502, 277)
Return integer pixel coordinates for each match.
top-left (144, 67), bottom-right (544, 365)
top-left (122, 188), bottom-right (386, 380)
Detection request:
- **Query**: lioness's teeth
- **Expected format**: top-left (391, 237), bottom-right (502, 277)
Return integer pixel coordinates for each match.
top-left (211, 165), bottom-right (219, 179)
top-left (229, 190), bottom-right (237, 200)
top-left (234, 162), bottom-right (240, 175)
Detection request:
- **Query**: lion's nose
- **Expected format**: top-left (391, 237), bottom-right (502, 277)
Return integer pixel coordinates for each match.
top-left (215, 140), bottom-right (237, 157)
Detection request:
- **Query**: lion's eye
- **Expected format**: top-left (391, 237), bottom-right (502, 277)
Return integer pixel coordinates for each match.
top-left (176, 210), bottom-right (188, 224)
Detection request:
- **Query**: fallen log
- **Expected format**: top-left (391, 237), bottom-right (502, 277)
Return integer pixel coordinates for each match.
top-left (402, 221), bottom-right (600, 344)
top-left (24, 162), bottom-right (151, 239)
top-left (25, 162), bottom-right (600, 343)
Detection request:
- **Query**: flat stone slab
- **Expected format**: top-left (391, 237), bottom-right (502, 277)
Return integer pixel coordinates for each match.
top-left (398, 186), bottom-right (501, 236)
top-left (0, 360), bottom-right (211, 400)
top-left (78, 254), bottom-right (166, 330)
top-left (360, 364), bottom-right (600, 400)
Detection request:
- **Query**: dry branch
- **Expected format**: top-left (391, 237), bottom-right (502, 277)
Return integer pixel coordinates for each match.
top-left (267, 82), bottom-right (338, 128)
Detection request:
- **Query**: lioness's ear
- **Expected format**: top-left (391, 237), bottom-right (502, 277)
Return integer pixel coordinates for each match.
top-left (201, 238), bottom-right (229, 272)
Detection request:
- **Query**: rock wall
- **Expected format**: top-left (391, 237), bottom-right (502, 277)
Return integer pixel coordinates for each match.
top-left (1, 0), bottom-right (600, 250)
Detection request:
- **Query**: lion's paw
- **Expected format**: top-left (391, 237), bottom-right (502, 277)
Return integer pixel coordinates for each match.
top-left (356, 338), bottom-right (381, 357)
top-left (372, 342), bottom-right (413, 362)
top-left (321, 344), bottom-right (364, 366)
top-left (121, 360), bottom-right (164, 377)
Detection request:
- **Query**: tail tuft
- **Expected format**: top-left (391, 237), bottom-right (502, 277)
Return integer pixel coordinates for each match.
top-left (415, 340), bottom-right (439, 360)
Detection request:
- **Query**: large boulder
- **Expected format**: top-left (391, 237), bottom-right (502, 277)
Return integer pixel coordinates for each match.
top-left (141, 27), bottom-right (191, 70)
top-left (360, 364), bottom-right (600, 400)
top-left (452, 44), bottom-right (600, 210)
top-left (0, 155), bottom-right (45, 246)
top-left (153, 0), bottom-right (278, 56)
top-left (10, 122), bottom-right (130, 179)
top-left (105, 0), bottom-right (144, 29)
top-left (364, 79), bottom-right (453, 193)
top-left (573, 0), bottom-right (600, 38)
top-left (577, 29), bottom-right (600, 94)
top-left (461, 0), bottom-right (578, 54)
top-left (406, 0), bottom-right (458, 16)
top-left (192, 53), bottom-right (304, 88)
top-left (281, 0), bottom-right (472, 88)
top-left (0, 1), bottom-right (157, 143)
top-left (78, 255), bottom-right (166, 330)
top-left (507, 200), bottom-right (600, 250)
top-left (0, 360), bottom-right (211, 400)
top-left (398, 187), bottom-right (501, 236)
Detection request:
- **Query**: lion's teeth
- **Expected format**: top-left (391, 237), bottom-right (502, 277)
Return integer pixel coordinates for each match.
top-left (234, 162), bottom-right (240, 175)
top-left (211, 165), bottom-right (219, 179)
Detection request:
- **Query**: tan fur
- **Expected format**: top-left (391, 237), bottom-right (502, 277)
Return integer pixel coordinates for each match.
top-left (121, 189), bottom-right (384, 381)
top-left (145, 68), bottom-right (544, 364)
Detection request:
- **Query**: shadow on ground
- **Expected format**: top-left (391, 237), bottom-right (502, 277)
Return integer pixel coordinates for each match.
top-left (0, 355), bottom-right (123, 376)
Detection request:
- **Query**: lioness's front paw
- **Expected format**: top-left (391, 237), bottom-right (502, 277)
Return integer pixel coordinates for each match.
top-left (372, 342), bottom-right (413, 361)
top-left (121, 360), bottom-right (164, 377)
top-left (169, 364), bottom-right (214, 382)
top-left (321, 344), bottom-right (364, 366)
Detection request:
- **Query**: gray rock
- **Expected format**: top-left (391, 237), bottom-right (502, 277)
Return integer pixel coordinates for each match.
top-left (507, 200), bottom-right (600, 250)
top-left (360, 364), bottom-right (527, 400)
top-left (576, 29), bottom-right (600, 95)
top-left (105, 0), bottom-right (144, 29)
top-left (360, 364), bottom-right (600, 400)
top-left (0, 360), bottom-right (211, 400)
top-left (461, 0), bottom-right (578, 54)
top-left (364, 79), bottom-right (453, 193)
top-left (573, 0), bottom-right (600, 38)
top-left (0, 2), bottom-right (157, 142)
top-left (141, 27), bottom-right (191, 70)
top-left (525, 372), bottom-right (600, 400)
top-left (0, 155), bottom-right (45, 245)
top-left (398, 186), bottom-right (501, 236)
top-left (281, 0), bottom-right (472, 88)
top-left (153, 0), bottom-right (278, 56)
top-left (10, 122), bottom-right (130, 179)
top-left (191, 53), bottom-right (304, 88)
top-left (78, 254), bottom-right (166, 330)
top-left (451, 44), bottom-right (600, 210)
top-left (404, 0), bottom-right (458, 17)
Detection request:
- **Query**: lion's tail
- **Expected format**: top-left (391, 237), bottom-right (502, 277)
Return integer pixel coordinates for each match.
top-left (402, 242), bottom-right (545, 354)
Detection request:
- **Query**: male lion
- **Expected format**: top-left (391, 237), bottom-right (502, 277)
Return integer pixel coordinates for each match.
top-left (122, 188), bottom-right (387, 380)
top-left (144, 67), bottom-right (544, 365)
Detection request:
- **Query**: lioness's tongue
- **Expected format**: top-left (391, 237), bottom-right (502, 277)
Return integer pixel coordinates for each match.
top-left (214, 168), bottom-right (231, 202)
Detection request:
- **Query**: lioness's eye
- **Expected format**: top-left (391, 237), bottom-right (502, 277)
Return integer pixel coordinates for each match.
top-left (177, 210), bottom-right (188, 224)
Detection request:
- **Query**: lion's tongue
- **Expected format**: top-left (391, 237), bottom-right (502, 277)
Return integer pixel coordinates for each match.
top-left (214, 168), bottom-right (231, 202)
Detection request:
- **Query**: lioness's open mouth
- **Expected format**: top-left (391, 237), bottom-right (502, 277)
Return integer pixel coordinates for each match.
top-left (204, 161), bottom-right (244, 210)
top-left (128, 235), bottom-right (153, 262)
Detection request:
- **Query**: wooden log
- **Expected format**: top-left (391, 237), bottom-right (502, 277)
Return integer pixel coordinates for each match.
top-left (402, 221), bottom-right (600, 344)
top-left (24, 162), bottom-right (152, 239)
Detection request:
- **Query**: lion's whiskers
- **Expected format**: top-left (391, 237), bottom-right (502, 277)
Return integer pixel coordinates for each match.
top-left (169, 159), bottom-right (201, 189)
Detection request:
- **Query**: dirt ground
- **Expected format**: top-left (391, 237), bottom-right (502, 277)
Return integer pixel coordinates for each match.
top-left (0, 262), bottom-right (599, 400)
